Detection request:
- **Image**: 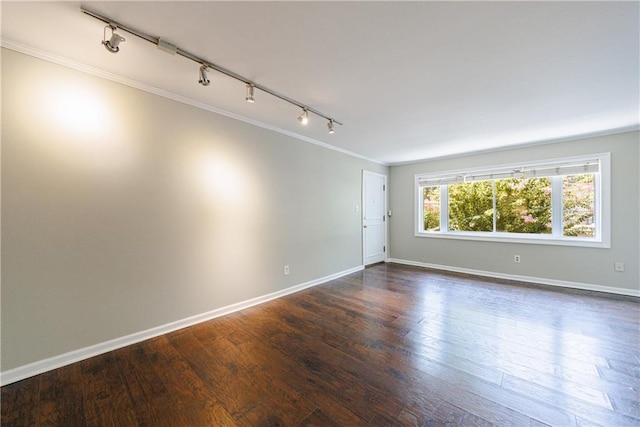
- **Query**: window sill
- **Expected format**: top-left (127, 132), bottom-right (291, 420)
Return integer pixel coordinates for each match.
top-left (414, 231), bottom-right (610, 248)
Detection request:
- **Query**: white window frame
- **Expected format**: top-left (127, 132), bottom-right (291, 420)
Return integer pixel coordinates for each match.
top-left (414, 153), bottom-right (611, 248)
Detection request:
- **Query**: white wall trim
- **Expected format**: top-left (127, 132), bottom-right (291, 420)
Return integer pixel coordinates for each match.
top-left (0, 265), bottom-right (363, 386)
top-left (388, 258), bottom-right (640, 297)
top-left (0, 38), bottom-right (386, 167)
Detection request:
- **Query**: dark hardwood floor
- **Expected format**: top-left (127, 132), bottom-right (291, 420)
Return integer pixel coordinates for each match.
top-left (2, 263), bottom-right (639, 426)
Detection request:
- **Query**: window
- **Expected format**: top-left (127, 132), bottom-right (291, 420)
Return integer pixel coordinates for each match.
top-left (415, 153), bottom-right (610, 247)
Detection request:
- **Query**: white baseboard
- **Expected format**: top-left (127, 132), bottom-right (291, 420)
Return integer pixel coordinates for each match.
top-left (388, 258), bottom-right (639, 297)
top-left (0, 265), bottom-right (363, 386)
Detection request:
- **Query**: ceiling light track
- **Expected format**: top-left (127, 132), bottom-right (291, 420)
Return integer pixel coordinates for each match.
top-left (81, 6), bottom-right (343, 130)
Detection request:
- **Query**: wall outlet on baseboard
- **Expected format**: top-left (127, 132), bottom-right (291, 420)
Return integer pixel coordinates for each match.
top-left (284, 265), bottom-right (290, 275)
top-left (614, 262), bottom-right (624, 272)
top-left (514, 255), bottom-right (521, 263)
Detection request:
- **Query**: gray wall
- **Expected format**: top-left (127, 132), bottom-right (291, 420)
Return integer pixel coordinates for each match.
top-left (1, 49), bottom-right (387, 371)
top-left (389, 131), bottom-right (640, 293)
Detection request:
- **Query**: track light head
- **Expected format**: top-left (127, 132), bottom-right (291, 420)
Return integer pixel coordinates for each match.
top-left (298, 109), bottom-right (309, 125)
top-left (198, 65), bottom-right (210, 86)
top-left (102, 25), bottom-right (125, 53)
top-left (245, 83), bottom-right (255, 103)
top-left (327, 119), bottom-right (335, 134)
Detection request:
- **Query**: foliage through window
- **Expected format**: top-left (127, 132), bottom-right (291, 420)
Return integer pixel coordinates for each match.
top-left (416, 154), bottom-right (609, 247)
top-left (422, 186), bottom-right (440, 231)
top-left (563, 174), bottom-right (595, 238)
top-left (495, 177), bottom-right (552, 235)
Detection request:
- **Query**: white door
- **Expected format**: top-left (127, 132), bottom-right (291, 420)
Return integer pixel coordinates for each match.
top-left (362, 170), bottom-right (387, 265)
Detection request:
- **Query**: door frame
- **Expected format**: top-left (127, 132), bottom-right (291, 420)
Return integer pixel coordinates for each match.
top-left (362, 170), bottom-right (388, 266)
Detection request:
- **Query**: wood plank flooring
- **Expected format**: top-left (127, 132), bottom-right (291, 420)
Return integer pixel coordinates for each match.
top-left (2, 263), bottom-right (639, 426)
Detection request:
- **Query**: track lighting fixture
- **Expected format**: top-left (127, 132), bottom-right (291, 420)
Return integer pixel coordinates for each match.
top-left (102, 25), bottom-right (125, 53)
top-left (298, 109), bottom-right (309, 126)
top-left (198, 65), bottom-right (210, 86)
top-left (83, 7), bottom-right (342, 132)
top-left (245, 83), bottom-right (255, 103)
top-left (327, 119), bottom-right (335, 134)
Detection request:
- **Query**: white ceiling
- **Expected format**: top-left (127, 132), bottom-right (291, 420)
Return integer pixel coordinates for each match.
top-left (2, 1), bottom-right (638, 164)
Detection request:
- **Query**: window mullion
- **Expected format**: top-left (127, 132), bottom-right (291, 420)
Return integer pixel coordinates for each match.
top-left (594, 172), bottom-right (601, 239)
top-left (492, 180), bottom-right (497, 233)
top-left (417, 185), bottom-right (423, 233)
top-left (551, 176), bottom-right (563, 237)
top-left (441, 185), bottom-right (449, 232)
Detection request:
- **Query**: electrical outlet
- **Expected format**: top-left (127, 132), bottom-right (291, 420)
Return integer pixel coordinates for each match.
top-left (514, 255), bottom-right (521, 263)
top-left (614, 262), bottom-right (625, 272)
top-left (354, 205), bottom-right (359, 214)
top-left (284, 265), bottom-right (290, 275)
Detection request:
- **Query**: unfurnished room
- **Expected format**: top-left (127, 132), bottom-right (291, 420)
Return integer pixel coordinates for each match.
top-left (1, 1), bottom-right (639, 426)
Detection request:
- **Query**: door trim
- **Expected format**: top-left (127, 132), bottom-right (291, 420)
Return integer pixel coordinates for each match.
top-left (362, 170), bottom-right (388, 266)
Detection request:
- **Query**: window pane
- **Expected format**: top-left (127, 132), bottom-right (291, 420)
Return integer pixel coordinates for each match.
top-left (422, 186), bottom-right (440, 231)
top-left (448, 181), bottom-right (493, 232)
top-left (495, 177), bottom-right (552, 234)
top-left (563, 174), bottom-right (595, 238)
